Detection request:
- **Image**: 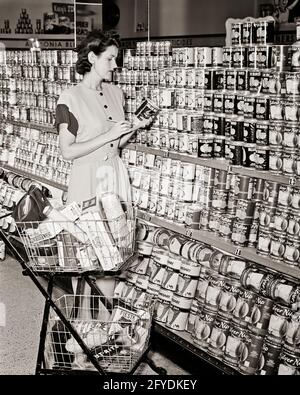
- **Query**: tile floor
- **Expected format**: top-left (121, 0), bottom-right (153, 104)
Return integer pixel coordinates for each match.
top-left (0, 256), bottom-right (190, 375)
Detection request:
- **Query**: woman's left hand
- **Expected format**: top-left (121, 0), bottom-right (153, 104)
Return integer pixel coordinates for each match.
top-left (132, 116), bottom-right (154, 130)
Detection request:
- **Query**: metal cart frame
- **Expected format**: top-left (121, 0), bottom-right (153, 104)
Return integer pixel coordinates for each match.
top-left (0, 216), bottom-right (166, 376)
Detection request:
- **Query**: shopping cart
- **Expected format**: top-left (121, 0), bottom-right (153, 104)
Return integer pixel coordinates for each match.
top-left (0, 202), bottom-right (166, 375)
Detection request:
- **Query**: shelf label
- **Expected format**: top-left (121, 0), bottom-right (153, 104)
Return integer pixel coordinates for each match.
top-left (141, 212), bottom-right (152, 222)
top-left (289, 178), bottom-right (296, 186)
top-left (235, 248), bottom-right (242, 256)
top-left (161, 150), bottom-right (169, 158)
top-left (185, 229), bottom-right (193, 238)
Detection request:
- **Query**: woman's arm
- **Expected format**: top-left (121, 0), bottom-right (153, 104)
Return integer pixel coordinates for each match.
top-left (289, 0), bottom-right (300, 10)
top-left (59, 121), bottom-right (130, 160)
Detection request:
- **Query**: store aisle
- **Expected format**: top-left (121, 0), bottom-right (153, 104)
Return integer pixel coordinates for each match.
top-left (0, 256), bottom-right (189, 375)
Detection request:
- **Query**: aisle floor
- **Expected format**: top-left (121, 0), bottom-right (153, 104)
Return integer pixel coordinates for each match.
top-left (0, 256), bottom-right (189, 375)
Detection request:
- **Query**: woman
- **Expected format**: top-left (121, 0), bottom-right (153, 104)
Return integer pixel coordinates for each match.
top-left (273, 0), bottom-right (300, 23)
top-left (55, 30), bottom-right (149, 298)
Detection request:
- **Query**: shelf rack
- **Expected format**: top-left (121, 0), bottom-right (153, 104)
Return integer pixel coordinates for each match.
top-left (6, 119), bottom-right (57, 134)
top-left (0, 163), bottom-right (68, 192)
top-left (127, 144), bottom-right (300, 187)
top-left (154, 322), bottom-right (239, 375)
top-left (137, 209), bottom-right (300, 281)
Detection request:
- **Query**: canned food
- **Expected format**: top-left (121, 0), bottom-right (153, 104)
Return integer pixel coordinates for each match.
top-left (238, 332), bottom-right (264, 375)
top-left (225, 69), bottom-right (237, 91)
top-left (223, 47), bottom-right (233, 68)
top-left (257, 337), bottom-right (282, 376)
top-left (250, 295), bottom-right (274, 336)
top-left (282, 151), bottom-right (297, 176)
top-left (223, 324), bottom-right (249, 368)
top-left (242, 22), bottom-right (255, 45)
top-left (233, 47), bottom-right (247, 68)
top-left (218, 279), bottom-right (240, 319)
top-left (193, 307), bottom-right (217, 350)
top-left (232, 288), bottom-right (256, 328)
top-left (195, 47), bottom-right (212, 68)
top-left (270, 231), bottom-right (286, 261)
top-left (243, 94), bottom-right (256, 119)
top-left (284, 98), bottom-right (298, 123)
top-left (285, 72), bottom-right (300, 96)
top-left (278, 348), bottom-right (300, 375)
top-left (212, 47), bottom-right (223, 67)
top-left (231, 23), bottom-right (243, 45)
top-left (269, 149), bottom-right (283, 174)
top-left (207, 315), bottom-right (231, 358)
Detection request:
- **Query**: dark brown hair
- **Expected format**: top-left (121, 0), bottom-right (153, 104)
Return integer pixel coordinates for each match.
top-left (75, 29), bottom-right (120, 75)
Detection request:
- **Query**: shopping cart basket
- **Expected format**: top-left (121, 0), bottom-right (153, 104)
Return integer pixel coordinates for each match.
top-left (44, 294), bottom-right (155, 374)
top-left (0, 206), bottom-right (166, 375)
top-left (15, 211), bottom-right (136, 275)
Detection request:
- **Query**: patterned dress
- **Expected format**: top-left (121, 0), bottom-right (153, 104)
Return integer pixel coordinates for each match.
top-left (55, 82), bottom-right (131, 206)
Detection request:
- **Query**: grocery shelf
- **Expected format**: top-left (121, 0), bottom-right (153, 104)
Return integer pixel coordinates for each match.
top-left (137, 209), bottom-right (300, 281)
top-left (153, 322), bottom-right (239, 375)
top-left (127, 143), bottom-right (228, 170)
top-left (4, 119), bottom-right (57, 134)
top-left (127, 144), bottom-right (300, 187)
top-left (0, 163), bottom-right (68, 192)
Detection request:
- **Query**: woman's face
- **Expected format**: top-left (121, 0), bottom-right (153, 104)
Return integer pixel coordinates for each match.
top-left (280, 0), bottom-right (288, 8)
top-left (93, 45), bottom-right (118, 80)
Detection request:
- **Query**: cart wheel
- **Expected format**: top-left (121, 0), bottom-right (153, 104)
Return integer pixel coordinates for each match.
top-left (144, 356), bottom-right (167, 375)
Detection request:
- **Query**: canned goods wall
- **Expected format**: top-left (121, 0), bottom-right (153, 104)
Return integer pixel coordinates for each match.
top-left (117, 219), bottom-right (300, 375)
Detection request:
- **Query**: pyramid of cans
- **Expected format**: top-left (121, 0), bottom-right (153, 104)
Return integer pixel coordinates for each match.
top-left (115, 32), bottom-right (300, 177)
top-left (0, 49), bottom-right (80, 126)
top-left (122, 148), bottom-right (300, 269)
top-left (114, 221), bottom-right (300, 375)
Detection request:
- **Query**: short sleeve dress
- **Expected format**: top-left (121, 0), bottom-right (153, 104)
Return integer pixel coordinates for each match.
top-left (55, 82), bottom-right (132, 207)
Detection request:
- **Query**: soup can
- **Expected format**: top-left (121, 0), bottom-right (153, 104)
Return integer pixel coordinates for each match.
top-left (257, 336), bottom-right (282, 376)
top-left (193, 307), bottom-right (217, 350)
top-left (207, 315), bottom-right (231, 358)
top-left (249, 295), bottom-right (274, 336)
top-left (238, 332), bottom-right (264, 375)
top-left (223, 324), bottom-right (249, 368)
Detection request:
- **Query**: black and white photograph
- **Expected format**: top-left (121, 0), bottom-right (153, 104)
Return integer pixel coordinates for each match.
top-left (0, 0), bottom-right (299, 383)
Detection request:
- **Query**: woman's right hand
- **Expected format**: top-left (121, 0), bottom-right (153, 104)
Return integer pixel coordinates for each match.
top-left (109, 121), bottom-right (131, 141)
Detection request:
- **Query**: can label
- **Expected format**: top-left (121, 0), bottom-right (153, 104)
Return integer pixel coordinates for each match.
top-left (223, 325), bottom-right (249, 367)
top-left (257, 338), bottom-right (282, 376)
top-left (250, 296), bottom-right (274, 336)
top-left (226, 69), bottom-right (237, 91)
top-left (239, 332), bottom-right (264, 375)
top-left (278, 349), bottom-right (300, 375)
top-left (232, 288), bottom-right (256, 328)
top-left (193, 308), bottom-right (217, 349)
top-left (268, 305), bottom-right (294, 344)
top-left (166, 306), bottom-right (189, 331)
top-left (208, 316), bottom-right (231, 358)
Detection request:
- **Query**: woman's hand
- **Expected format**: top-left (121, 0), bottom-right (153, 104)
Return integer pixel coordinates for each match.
top-left (109, 121), bottom-right (131, 140)
top-left (132, 116), bottom-right (154, 131)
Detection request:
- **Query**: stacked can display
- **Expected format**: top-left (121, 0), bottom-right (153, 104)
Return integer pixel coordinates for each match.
top-left (116, 39), bottom-right (300, 179)
top-left (115, 221), bottom-right (300, 375)
top-left (1, 49), bottom-right (81, 126)
top-left (122, 148), bottom-right (300, 270)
